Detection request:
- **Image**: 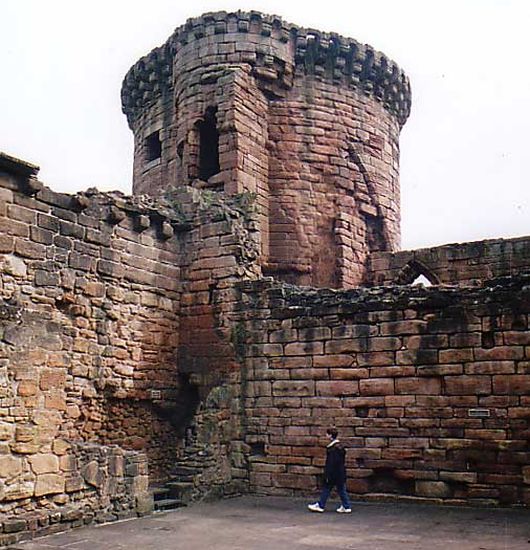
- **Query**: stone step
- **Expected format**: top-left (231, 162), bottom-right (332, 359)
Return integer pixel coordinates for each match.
top-left (166, 481), bottom-right (194, 502)
top-left (153, 498), bottom-right (184, 511)
top-left (173, 466), bottom-right (200, 477)
top-left (150, 487), bottom-right (171, 500)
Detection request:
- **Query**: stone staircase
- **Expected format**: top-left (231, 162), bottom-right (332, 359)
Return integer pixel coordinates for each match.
top-left (151, 445), bottom-right (217, 512)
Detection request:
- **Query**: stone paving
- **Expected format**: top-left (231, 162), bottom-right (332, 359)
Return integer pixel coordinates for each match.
top-left (10, 496), bottom-right (530, 550)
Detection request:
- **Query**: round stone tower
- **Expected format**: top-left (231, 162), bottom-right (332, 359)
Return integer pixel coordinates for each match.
top-left (121, 11), bottom-right (411, 288)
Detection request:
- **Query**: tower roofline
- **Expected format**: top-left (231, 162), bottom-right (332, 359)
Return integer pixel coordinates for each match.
top-left (121, 10), bottom-right (411, 128)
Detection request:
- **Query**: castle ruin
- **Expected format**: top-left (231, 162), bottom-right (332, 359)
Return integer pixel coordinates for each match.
top-left (1, 11), bottom-right (530, 546)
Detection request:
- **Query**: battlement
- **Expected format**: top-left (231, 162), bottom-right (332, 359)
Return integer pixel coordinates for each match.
top-left (121, 10), bottom-right (411, 128)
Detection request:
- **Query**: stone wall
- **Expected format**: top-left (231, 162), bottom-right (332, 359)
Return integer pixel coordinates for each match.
top-left (0, 160), bottom-right (260, 542)
top-left (237, 277), bottom-right (530, 506)
top-left (0, 443), bottom-right (149, 547)
top-left (366, 236), bottom-right (530, 286)
top-left (266, 76), bottom-right (400, 288)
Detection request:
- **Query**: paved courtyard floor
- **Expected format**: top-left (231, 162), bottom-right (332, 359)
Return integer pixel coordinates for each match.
top-left (10, 496), bottom-right (530, 550)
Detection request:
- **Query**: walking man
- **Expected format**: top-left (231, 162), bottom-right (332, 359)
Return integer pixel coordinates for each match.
top-left (308, 427), bottom-right (352, 513)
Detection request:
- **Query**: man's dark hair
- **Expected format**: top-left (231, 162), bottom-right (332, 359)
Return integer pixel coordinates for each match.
top-left (326, 427), bottom-right (338, 439)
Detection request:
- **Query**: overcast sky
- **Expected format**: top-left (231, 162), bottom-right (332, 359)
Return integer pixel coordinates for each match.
top-left (2, 0), bottom-right (529, 250)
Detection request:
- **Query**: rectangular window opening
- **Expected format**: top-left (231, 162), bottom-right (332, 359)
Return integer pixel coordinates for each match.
top-left (145, 131), bottom-right (162, 164)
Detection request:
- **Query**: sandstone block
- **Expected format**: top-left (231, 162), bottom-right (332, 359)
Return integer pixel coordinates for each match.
top-left (0, 234), bottom-right (14, 253)
top-left (285, 341), bottom-right (323, 355)
top-left (439, 348), bottom-right (473, 363)
top-left (29, 453), bottom-right (59, 474)
top-left (30, 226), bottom-right (54, 244)
top-left (368, 336), bottom-right (402, 351)
top-left (445, 375), bottom-right (491, 395)
top-left (396, 349), bottom-right (438, 365)
top-left (325, 339), bottom-right (363, 354)
top-left (3, 519), bottom-right (27, 533)
top-left (14, 238), bottom-right (46, 259)
top-left (2, 254), bottom-right (27, 276)
top-left (359, 378), bottom-right (394, 395)
top-left (132, 475), bottom-right (149, 495)
top-left (440, 471), bottom-right (477, 484)
top-left (136, 493), bottom-right (154, 515)
top-left (465, 361), bottom-right (515, 375)
top-left (314, 354), bottom-right (354, 368)
top-left (395, 377), bottom-right (441, 395)
top-left (315, 380), bottom-right (359, 396)
top-left (357, 351), bottom-right (395, 366)
top-left (65, 474), bottom-right (85, 492)
top-left (272, 380), bottom-right (315, 397)
top-left (381, 320), bottom-right (427, 336)
top-left (40, 369), bottom-right (66, 391)
top-left (0, 422), bottom-right (14, 441)
top-left (82, 461), bottom-right (104, 487)
top-left (35, 269), bottom-right (60, 286)
top-left (0, 455), bottom-right (23, 478)
top-left (415, 480), bottom-right (451, 498)
top-left (3, 481), bottom-right (34, 500)
top-left (45, 391), bottom-right (67, 411)
top-left (493, 375), bottom-right (530, 395)
top-left (35, 474), bottom-right (65, 496)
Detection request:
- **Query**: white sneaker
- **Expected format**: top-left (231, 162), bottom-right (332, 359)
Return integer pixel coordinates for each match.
top-left (307, 503), bottom-right (324, 513)
top-left (336, 505), bottom-right (352, 513)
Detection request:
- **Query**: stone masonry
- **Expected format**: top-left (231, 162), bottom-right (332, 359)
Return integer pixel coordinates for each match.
top-left (1, 9), bottom-right (530, 546)
top-left (122, 10), bottom-right (411, 288)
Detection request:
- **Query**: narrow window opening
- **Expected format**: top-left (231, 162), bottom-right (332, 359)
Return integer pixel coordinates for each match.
top-left (250, 442), bottom-right (266, 457)
top-left (145, 131), bottom-right (161, 163)
top-left (198, 107), bottom-right (220, 180)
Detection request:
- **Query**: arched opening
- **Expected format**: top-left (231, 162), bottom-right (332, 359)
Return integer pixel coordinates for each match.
top-left (198, 107), bottom-right (220, 181)
top-left (411, 274), bottom-right (433, 287)
top-left (395, 260), bottom-right (439, 286)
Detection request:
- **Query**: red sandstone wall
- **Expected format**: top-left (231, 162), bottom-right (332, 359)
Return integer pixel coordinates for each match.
top-left (0, 169), bottom-right (261, 531)
top-left (122, 11), bottom-right (411, 289)
top-left (267, 76), bottom-right (400, 287)
top-left (0, 171), bottom-right (183, 518)
top-left (131, 91), bottom-right (176, 198)
top-left (366, 236), bottom-right (530, 286)
top-left (238, 278), bottom-right (530, 506)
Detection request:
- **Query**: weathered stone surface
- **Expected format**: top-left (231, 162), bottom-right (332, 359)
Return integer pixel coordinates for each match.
top-left (0, 422), bottom-right (15, 441)
top-left (82, 461), bottom-right (103, 487)
top-left (415, 481), bottom-right (451, 498)
top-left (0, 456), bottom-right (22, 478)
top-left (3, 481), bottom-right (34, 500)
top-left (29, 454), bottom-right (59, 475)
top-left (3, 518), bottom-right (26, 533)
top-left (34, 474), bottom-right (65, 496)
top-left (2, 254), bottom-right (27, 276)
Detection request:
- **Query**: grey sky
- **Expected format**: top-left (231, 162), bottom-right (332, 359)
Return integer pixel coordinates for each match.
top-left (2, 0), bottom-right (529, 250)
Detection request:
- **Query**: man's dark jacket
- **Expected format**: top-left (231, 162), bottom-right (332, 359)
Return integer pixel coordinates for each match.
top-left (324, 440), bottom-right (347, 485)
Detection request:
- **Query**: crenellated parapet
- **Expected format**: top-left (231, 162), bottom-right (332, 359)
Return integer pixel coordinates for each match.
top-left (121, 10), bottom-right (411, 128)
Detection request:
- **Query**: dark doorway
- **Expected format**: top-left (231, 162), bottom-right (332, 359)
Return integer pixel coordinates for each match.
top-left (198, 107), bottom-right (220, 180)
